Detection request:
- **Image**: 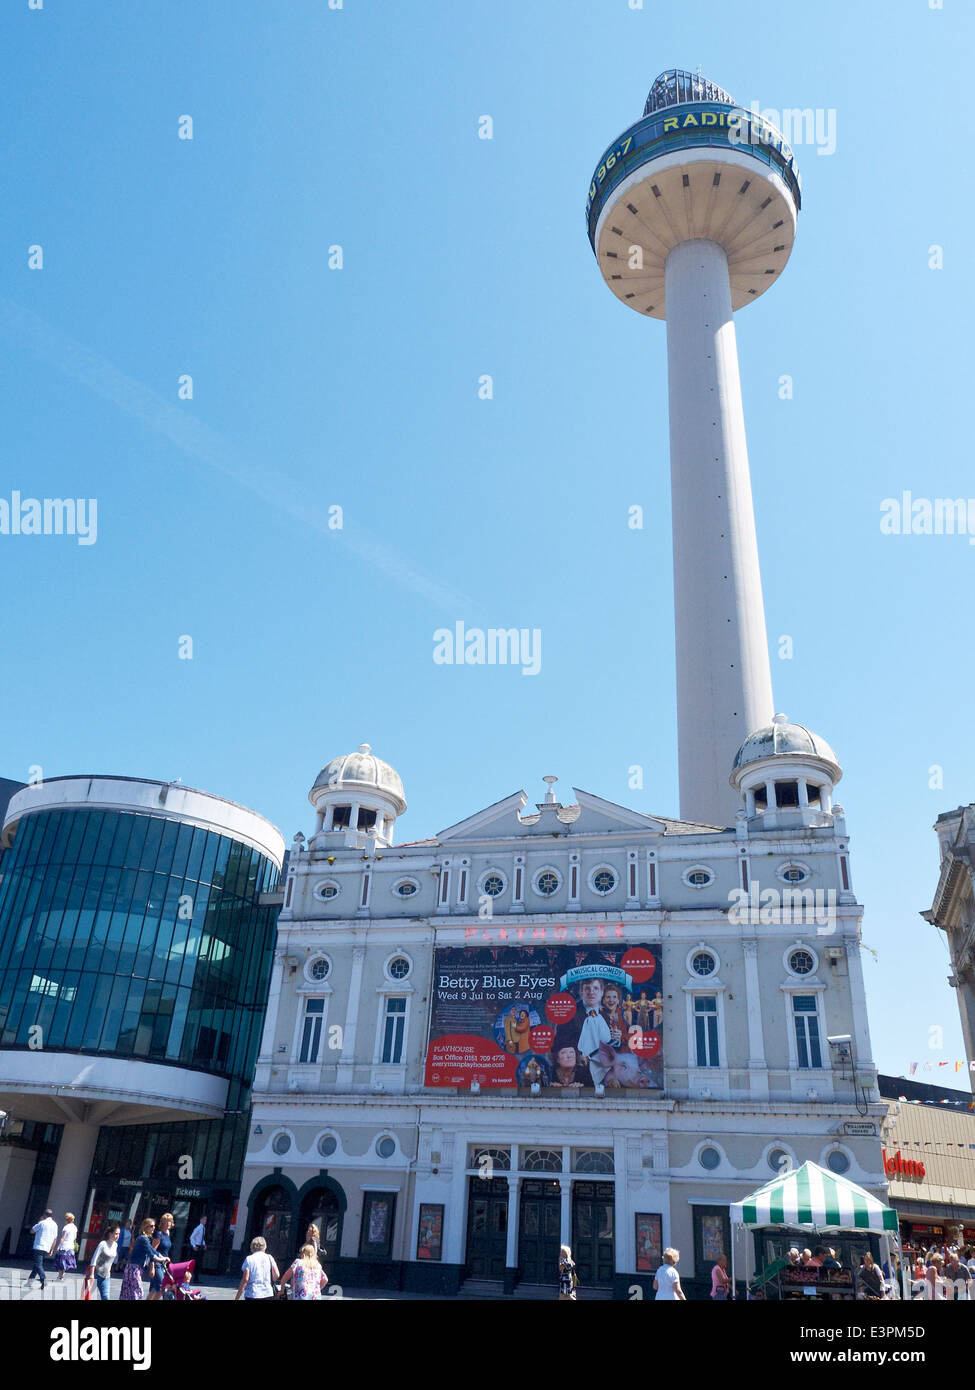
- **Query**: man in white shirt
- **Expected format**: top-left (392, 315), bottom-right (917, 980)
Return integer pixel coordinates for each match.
top-left (25, 1209), bottom-right (58, 1291)
top-left (189, 1216), bottom-right (207, 1258)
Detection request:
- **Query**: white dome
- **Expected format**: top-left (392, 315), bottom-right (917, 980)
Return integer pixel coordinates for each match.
top-left (309, 743), bottom-right (406, 813)
top-left (732, 714), bottom-right (840, 777)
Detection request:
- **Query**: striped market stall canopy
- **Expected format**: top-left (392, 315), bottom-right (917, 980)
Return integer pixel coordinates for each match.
top-left (730, 1160), bottom-right (899, 1232)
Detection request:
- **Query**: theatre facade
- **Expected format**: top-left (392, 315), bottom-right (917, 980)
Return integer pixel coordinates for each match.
top-left (239, 737), bottom-right (889, 1297)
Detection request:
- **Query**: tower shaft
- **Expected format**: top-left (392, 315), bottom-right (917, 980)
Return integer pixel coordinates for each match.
top-left (665, 239), bottom-right (774, 825)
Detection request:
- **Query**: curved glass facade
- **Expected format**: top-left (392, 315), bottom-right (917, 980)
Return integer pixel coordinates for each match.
top-left (0, 807), bottom-right (279, 1086)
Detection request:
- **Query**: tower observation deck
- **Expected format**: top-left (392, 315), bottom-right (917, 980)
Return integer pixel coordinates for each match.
top-left (587, 70), bottom-right (802, 827)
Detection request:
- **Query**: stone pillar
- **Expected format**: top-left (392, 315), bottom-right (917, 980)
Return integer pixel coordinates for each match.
top-left (559, 1177), bottom-right (572, 1248)
top-left (505, 1176), bottom-right (519, 1262)
top-left (336, 946), bottom-right (366, 1086)
top-left (46, 1122), bottom-right (101, 1236)
top-left (742, 937), bottom-right (769, 1098)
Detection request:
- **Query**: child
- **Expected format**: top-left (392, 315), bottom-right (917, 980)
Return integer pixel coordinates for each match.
top-left (178, 1268), bottom-right (205, 1300)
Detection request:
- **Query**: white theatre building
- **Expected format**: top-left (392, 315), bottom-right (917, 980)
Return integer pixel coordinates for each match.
top-left (237, 737), bottom-right (887, 1297)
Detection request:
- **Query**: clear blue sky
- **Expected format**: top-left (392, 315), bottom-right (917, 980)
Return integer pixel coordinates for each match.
top-left (4, 0), bottom-right (972, 1083)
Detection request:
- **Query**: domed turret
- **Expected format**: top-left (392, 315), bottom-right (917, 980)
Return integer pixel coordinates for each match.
top-left (730, 714), bottom-right (840, 826)
top-left (309, 743), bottom-right (406, 846)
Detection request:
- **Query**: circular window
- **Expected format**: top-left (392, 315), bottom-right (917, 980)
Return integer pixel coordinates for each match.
top-left (307, 957), bottom-right (330, 982)
top-left (768, 1148), bottom-right (791, 1174)
top-left (781, 865), bottom-right (808, 884)
top-left (394, 879), bottom-right (418, 898)
top-left (699, 1146), bottom-right (721, 1171)
top-left (271, 1133), bottom-right (292, 1156)
top-left (376, 1136), bottom-right (396, 1159)
top-left (534, 870), bottom-right (560, 897)
top-left (481, 872), bottom-right (506, 897)
top-left (692, 951), bottom-right (716, 977)
top-left (317, 1134), bottom-right (338, 1158)
top-left (388, 956), bottom-right (411, 981)
top-left (684, 867), bottom-right (714, 888)
top-left (789, 949), bottom-right (815, 976)
top-left (316, 881), bottom-right (340, 901)
top-left (826, 1149), bottom-right (851, 1175)
top-left (591, 868), bottom-right (617, 895)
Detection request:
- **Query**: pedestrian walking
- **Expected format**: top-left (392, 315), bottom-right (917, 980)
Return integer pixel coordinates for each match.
top-left (235, 1236), bottom-right (280, 1301)
top-left (557, 1244), bottom-right (578, 1301)
top-left (120, 1218), bottom-right (168, 1301)
top-left (25, 1208), bottom-right (58, 1292)
top-left (304, 1223), bottom-right (321, 1257)
top-left (88, 1225), bottom-right (120, 1301)
top-left (115, 1222), bottom-right (132, 1272)
top-left (146, 1213), bottom-right (174, 1302)
top-left (188, 1214), bottom-right (207, 1260)
top-left (53, 1212), bottom-right (78, 1281)
top-left (654, 1247), bottom-right (686, 1301)
top-left (710, 1252), bottom-right (732, 1300)
top-left (280, 1243), bottom-right (327, 1300)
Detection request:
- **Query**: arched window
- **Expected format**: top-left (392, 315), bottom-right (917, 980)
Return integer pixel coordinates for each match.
top-left (523, 1149), bottom-right (563, 1173)
top-left (298, 1185), bottom-right (343, 1253)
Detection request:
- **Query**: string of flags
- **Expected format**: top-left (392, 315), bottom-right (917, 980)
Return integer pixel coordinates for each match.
top-left (897, 1095), bottom-right (975, 1112)
top-left (908, 1061), bottom-right (975, 1074)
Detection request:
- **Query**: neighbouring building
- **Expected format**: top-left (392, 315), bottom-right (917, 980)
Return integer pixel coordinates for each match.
top-left (922, 806), bottom-right (975, 1087)
top-left (0, 775), bottom-right (283, 1270)
top-left (878, 1073), bottom-right (975, 1257)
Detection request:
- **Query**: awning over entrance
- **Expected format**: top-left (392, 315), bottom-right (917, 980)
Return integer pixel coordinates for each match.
top-left (730, 1160), bottom-right (898, 1233)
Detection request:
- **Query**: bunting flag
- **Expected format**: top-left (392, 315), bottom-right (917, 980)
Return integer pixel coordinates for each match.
top-left (906, 1060), bottom-right (975, 1073)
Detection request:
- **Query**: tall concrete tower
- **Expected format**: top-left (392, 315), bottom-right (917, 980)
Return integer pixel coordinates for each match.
top-left (587, 70), bottom-right (802, 827)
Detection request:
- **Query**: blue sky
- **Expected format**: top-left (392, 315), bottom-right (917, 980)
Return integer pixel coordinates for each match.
top-left (3, 0), bottom-right (972, 1083)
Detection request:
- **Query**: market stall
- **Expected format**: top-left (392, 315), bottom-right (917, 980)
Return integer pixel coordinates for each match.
top-left (729, 1160), bottom-right (902, 1300)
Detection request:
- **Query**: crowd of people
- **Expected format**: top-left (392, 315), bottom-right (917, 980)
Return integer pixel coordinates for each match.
top-left (23, 1207), bottom-right (210, 1300)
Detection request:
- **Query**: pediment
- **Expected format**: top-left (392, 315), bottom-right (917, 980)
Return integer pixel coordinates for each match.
top-left (436, 786), bottom-right (670, 842)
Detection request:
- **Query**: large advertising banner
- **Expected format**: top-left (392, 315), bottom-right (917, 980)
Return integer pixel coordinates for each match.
top-left (424, 944), bottom-right (662, 1091)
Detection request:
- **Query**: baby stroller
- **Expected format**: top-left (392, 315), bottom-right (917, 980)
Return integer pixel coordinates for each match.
top-left (162, 1259), bottom-right (206, 1301)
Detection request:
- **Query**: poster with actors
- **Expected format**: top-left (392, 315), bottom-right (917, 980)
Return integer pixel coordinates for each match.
top-left (424, 943), bottom-right (662, 1090)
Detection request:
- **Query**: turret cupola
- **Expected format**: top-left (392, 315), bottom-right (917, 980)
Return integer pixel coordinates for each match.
top-left (730, 714), bottom-right (841, 828)
top-left (308, 743), bottom-right (406, 847)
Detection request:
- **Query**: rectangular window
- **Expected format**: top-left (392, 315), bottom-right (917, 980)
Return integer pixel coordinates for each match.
top-left (793, 995), bottom-right (822, 1068)
top-left (299, 997), bottom-right (325, 1064)
top-left (628, 862), bottom-right (636, 897)
top-left (381, 996), bottom-right (407, 1064)
top-left (649, 862), bottom-right (656, 896)
top-left (694, 996), bottom-right (719, 1067)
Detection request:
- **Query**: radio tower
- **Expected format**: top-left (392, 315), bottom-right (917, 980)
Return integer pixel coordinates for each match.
top-left (587, 70), bottom-right (802, 827)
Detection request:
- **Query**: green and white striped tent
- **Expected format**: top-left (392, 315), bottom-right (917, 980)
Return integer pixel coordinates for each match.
top-left (730, 1160), bottom-right (898, 1232)
top-left (729, 1160), bottom-right (902, 1296)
